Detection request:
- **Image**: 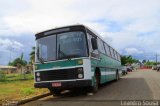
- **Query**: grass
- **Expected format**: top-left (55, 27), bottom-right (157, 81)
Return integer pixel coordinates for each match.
top-left (0, 70), bottom-right (6, 81)
top-left (0, 73), bottom-right (48, 105)
top-left (0, 73), bottom-right (34, 81)
top-left (21, 88), bottom-right (35, 96)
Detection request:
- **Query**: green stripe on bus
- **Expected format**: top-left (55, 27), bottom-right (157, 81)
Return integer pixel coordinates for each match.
top-left (92, 74), bottom-right (116, 85)
top-left (91, 54), bottom-right (121, 68)
top-left (35, 59), bottom-right (82, 70)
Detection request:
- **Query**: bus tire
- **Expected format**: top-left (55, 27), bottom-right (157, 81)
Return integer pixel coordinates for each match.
top-left (91, 72), bottom-right (100, 93)
top-left (116, 70), bottom-right (119, 81)
top-left (49, 88), bottom-right (61, 96)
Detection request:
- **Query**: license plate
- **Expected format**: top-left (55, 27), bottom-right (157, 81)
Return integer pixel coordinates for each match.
top-left (52, 82), bottom-right (61, 87)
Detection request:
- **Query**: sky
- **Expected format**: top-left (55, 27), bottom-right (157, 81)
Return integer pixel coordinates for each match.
top-left (0, 0), bottom-right (160, 65)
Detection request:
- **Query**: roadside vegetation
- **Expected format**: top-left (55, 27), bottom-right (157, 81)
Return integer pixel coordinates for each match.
top-left (0, 72), bottom-right (33, 81)
top-left (0, 73), bottom-right (48, 104)
top-left (121, 55), bottom-right (139, 65)
top-left (0, 47), bottom-right (49, 105)
top-left (143, 60), bottom-right (159, 66)
top-left (121, 55), bottom-right (159, 69)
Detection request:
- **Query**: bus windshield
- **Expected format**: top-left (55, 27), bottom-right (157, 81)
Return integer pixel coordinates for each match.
top-left (36, 31), bottom-right (88, 62)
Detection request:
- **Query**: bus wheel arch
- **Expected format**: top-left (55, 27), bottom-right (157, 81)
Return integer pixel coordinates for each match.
top-left (91, 67), bottom-right (101, 93)
top-left (95, 67), bottom-right (101, 85)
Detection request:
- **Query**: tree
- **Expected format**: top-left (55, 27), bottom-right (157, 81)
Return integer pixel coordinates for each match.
top-left (8, 53), bottom-right (27, 79)
top-left (142, 60), bottom-right (146, 64)
top-left (144, 61), bottom-right (156, 66)
top-left (121, 55), bottom-right (139, 65)
top-left (8, 57), bottom-right (27, 67)
top-left (29, 47), bottom-right (35, 65)
top-left (121, 56), bottom-right (128, 65)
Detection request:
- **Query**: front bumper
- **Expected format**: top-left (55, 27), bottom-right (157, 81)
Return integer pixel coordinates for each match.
top-left (34, 80), bottom-right (92, 89)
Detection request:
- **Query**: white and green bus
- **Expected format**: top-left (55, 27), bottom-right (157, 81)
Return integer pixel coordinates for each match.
top-left (34, 25), bottom-right (122, 95)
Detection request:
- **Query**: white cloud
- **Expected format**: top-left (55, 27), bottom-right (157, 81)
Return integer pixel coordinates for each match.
top-left (2, 0), bottom-right (159, 34)
top-left (0, 0), bottom-right (160, 63)
top-left (2, 0), bottom-right (76, 34)
top-left (125, 48), bottom-right (144, 54)
top-left (0, 38), bottom-right (23, 52)
top-left (0, 38), bottom-right (24, 65)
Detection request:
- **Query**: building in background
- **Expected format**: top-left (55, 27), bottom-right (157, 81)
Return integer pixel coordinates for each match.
top-left (0, 66), bottom-right (17, 74)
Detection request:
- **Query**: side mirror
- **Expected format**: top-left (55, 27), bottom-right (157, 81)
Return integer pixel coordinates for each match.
top-left (36, 46), bottom-right (40, 59)
top-left (91, 38), bottom-right (98, 50)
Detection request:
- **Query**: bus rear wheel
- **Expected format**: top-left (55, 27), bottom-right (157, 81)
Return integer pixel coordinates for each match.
top-left (116, 71), bottom-right (119, 81)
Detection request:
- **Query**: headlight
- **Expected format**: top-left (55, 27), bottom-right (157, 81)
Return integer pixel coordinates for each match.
top-left (77, 68), bottom-right (83, 78)
top-left (36, 72), bottom-right (40, 77)
top-left (36, 77), bottom-right (41, 81)
top-left (78, 74), bottom-right (83, 79)
top-left (77, 68), bottom-right (83, 73)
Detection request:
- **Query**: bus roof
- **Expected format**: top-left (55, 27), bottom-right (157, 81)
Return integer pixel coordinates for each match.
top-left (35, 24), bottom-right (85, 35)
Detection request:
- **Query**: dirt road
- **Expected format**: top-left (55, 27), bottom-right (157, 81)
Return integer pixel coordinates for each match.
top-left (21, 69), bottom-right (160, 106)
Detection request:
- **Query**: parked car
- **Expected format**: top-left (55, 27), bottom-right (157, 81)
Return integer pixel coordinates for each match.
top-left (152, 65), bottom-right (157, 70)
top-left (122, 66), bottom-right (128, 75)
top-left (157, 65), bottom-right (160, 72)
top-left (127, 66), bottom-right (132, 72)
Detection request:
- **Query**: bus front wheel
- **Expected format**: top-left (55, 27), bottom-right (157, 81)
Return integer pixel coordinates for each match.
top-left (91, 73), bottom-right (100, 93)
top-left (49, 88), bottom-right (61, 96)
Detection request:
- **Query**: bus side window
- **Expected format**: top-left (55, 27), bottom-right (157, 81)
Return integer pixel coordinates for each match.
top-left (113, 50), bottom-right (117, 60)
top-left (87, 33), bottom-right (98, 53)
top-left (87, 33), bottom-right (93, 52)
top-left (110, 47), bottom-right (115, 58)
top-left (97, 38), bottom-right (105, 54)
top-left (104, 43), bottom-right (111, 56)
top-left (115, 52), bottom-right (118, 60)
top-left (108, 46), bottom-right (112, 57)
top-left (112, 49), bottom-right (115, 59)
top-left (117, 52), bottom-right (120, 61)
top-left (118, 54), bottom-right (121, 61)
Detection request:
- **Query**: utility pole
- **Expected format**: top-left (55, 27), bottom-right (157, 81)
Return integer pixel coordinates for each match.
top-left (156, 53), bottom-right (157, 66)
top-left (155, 53), bottom-right (160, 66)
top-left (9, 47), bottom-right (12, 63)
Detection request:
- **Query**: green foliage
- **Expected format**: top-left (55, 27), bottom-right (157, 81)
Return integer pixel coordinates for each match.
top-left (142, 60), bottom-right (146, 64)
top-left (8, 52), bottom-right (27, 67)
top-left (0, 73), bottom-right (33, 82)
top-left (144, 60), bottom-right (156, 66)
top-left (121, 55), bottom-right (139, 65)
top-left (0, 70), bottom-right (6, 81)
top-left (8, 58), bottom-right (27, 66)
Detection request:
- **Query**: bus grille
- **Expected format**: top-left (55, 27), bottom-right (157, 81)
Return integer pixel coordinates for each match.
top-left (37, 68), bottom-right (79, 81)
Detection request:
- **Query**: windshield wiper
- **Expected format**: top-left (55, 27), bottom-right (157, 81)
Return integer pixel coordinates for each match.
top-left (36, 46), bottom-right (44, 64)
top-left (39, 57), bottom-right (44, 64)
top-left (58, 44), bottom-right (71, 60)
